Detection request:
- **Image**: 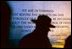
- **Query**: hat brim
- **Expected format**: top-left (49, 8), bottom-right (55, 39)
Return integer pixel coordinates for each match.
top-left (31, 20), bottom-right (55, 28)
top-left (49, 24), bottom-right (55, 28)
top-left (31, 19), bottom-right (37, 23)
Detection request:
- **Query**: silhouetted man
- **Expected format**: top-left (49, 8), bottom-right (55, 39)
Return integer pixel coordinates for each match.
top-left (19, 15), bottom-right (55, 48)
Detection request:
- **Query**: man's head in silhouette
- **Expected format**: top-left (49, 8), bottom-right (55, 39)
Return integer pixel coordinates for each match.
top-left (31, 15), bottom-right (55, 32)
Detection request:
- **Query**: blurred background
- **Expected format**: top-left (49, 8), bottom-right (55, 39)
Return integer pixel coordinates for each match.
top-left (1, 1), bottom-right (71, 48)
